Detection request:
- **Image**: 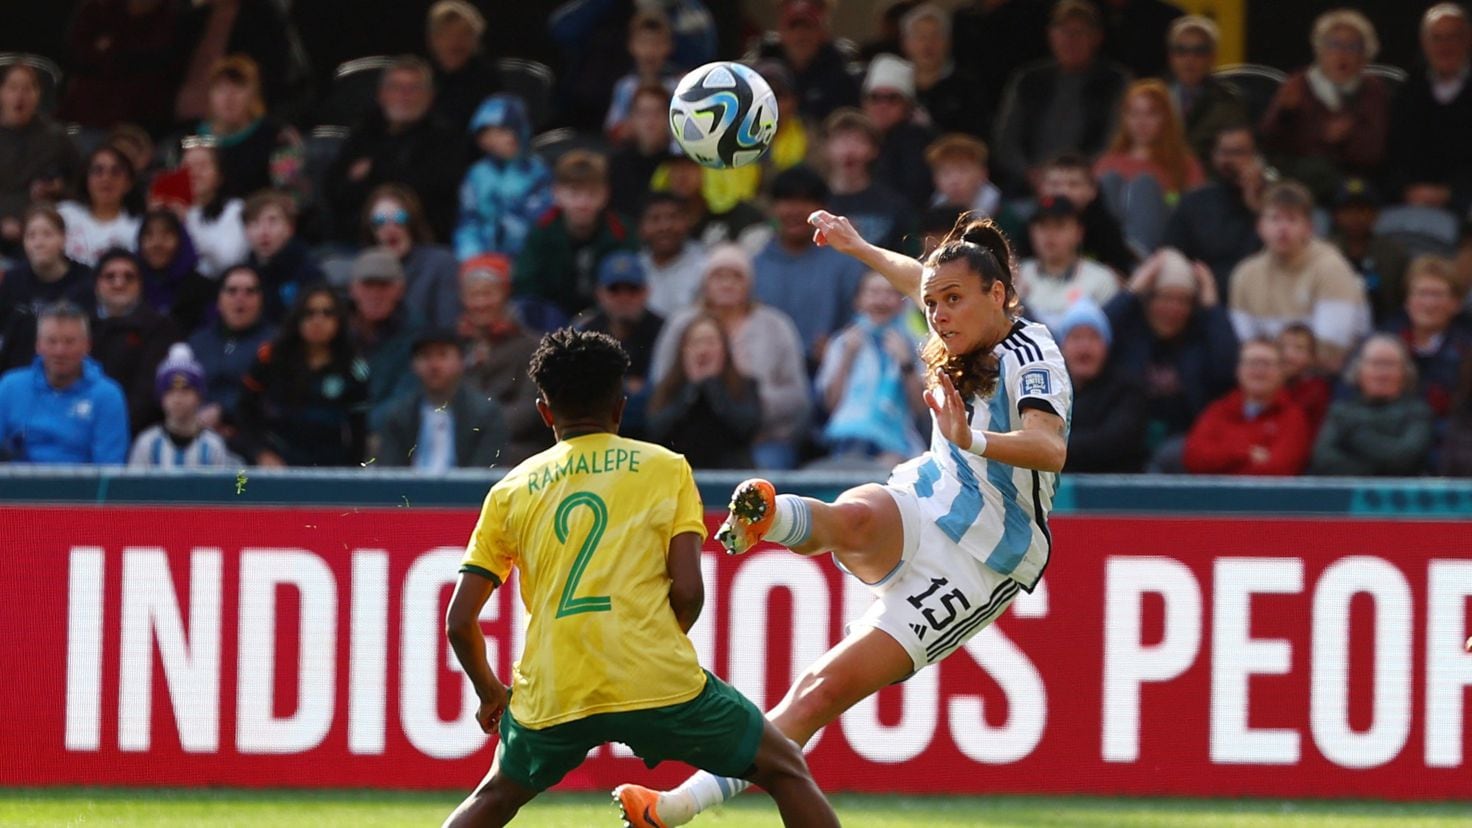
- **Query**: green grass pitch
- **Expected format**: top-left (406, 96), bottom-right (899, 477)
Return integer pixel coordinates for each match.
top-left (0, 789), bottom-right (1467, 827)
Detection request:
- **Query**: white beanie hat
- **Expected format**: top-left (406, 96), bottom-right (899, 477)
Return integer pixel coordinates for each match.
top-left (863, 54), bottom-right (915, 100)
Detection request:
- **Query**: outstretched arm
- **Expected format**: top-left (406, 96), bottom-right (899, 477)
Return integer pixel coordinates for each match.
top-left (809, 210), bottom-right (925, 305)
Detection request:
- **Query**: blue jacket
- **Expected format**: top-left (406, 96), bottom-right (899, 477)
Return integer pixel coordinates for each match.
top-left (455, 95), bottom-right (553, 259)
top-left (0, 357), bottom-right (129, 464)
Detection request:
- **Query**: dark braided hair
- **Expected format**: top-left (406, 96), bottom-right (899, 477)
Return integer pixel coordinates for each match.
top-left (528, 328), bottom-right (631, 420)
top-left (918, 213), bottom-right (1020, 400)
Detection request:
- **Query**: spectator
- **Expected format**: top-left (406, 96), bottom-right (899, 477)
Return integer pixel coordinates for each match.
top-left (573, 251), bottom-right (664, 395)
top-left (1277, 323), bottom-right (1333, 435)
top-left (992, 0), bottom-right (1129, 195)
top-left (858, 0), bottom-right (918, 61)
top-left (650, 243), bottom-right (810, 469)
top-left (235, 284), bottom-right (369, 467)
top-left (0, 64), bottom-right (81, 248)
top-left (1033, 152), bottom-right (1137, 276)
top-left (1017, 196), bottom-right (1120, 331)
top-left (1260, 9), bottom-right (1390, 200)
top-left (365, 184), bottom-right (461, 329)
top-left (647, 313), bottom-right (761, 469)
top-left (325, 55), bottom-right (465, 243)
top-left (637, 192), bottom-right (707, 319)
top-left (180, 138), bottom-right (248, 278)
top-left (375, 328), bottom-right (507, 470)
top-left (187, 264), bottom-right (274, 433)
top-left (136, 209), bottom-right (213, 335)
top-left (1184, 337), bottom-right (1312, 476)
top-left (1163, 123), bottom-right (1267, 294)
top-left (346, 248), bottom-right (420, 431)
top-left (860, 55), bottom-right (937, 209)
top-left (1328, 177), bottom-right (1409, 327)
top-left (107, 124), bottom-right (156, 195)
top-left (1387, 4), bottom-right (1472, 214)
top-left (656, 153), bottom-right (769, 253)
top-left (821, 110), bottom-right (915, 255)
top-left (1386, 255), bottom-right (1472, 419)
top-left (1229, 181), bottom-right (1369, 373)
top-left (1094, 0), bottom-right (1183, 80)
top-left (454, 93), bottom-right (553, 260)
top-left (91, 249), bottom-right (181, 434)
top-left (605, 10), bottom-right (680, 143)
top-left (1106, 248), bottom-right (1239, 467)
top-left (901, 3), bottom-right (988, 138)
top-left (1442, 355), bottom-right (1472, 475)
top-left (1094, 79), bottom-right (1206, 253)
top-left (456, 254), bottom-right (549, 465)
top-left (0, 207), bottom-right (95, 371)
top-left (128, 343), bottom-right (234, 468)
top-left (926, 133), bottom-right (1003, 220)
top-left (243, 190), bottom-right (323, 322)
top-left (608, 84), bottom-right (677, 218)
top-left (58, 145), bottom-right (141, 267)
top-left (57, 0), bottom-right (185, 135)
top-left (951, 0), bottom-right (1051, 123)
top-left (513, 150), bottom-right (635, 322)
top-left (1310, 334), bottom-right (1434, 476)
top-left (1058, 298), bottom-right (1147, 473)
top-left (755, 165), bottom-right (868, 366)
top-left (814, 271), bottom-right (926, 467)
top-left (1164, 15), bottom-right (1247, 163)
top-left (425, 0), bottom-right (501, 131)
top-left (192, 56), bottom-right (303, 202)
top-left (0, 301), bottom-right (128, 464)
top-left (755, 0), bottom-right (860, 123)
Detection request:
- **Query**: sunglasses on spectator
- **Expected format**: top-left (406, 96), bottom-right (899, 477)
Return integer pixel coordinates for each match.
top-left (100, 268), bottom-right (139, 283)
top-left (303, 306), bottom-right (336, 319)
top-left (371, 209), bottom-right (409, 228)
top-left (1170, 43), bottom-right (1213, 56)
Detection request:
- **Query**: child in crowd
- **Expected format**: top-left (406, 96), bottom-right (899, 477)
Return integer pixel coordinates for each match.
top-left (1277, 322), bottom-right (1332, 433)
top-left (605, 10), bottom-right (680, 143)
top-left (1017, 195), bottom-right (1121, 331)
top-left (128, 344), bottom-right (235, 468)
top-left (243, 190), bottom-right (323, 321)
top-left (454, 93), bottom-right (552, 260)
top-left (925, 133), bottom-right (1003, 219)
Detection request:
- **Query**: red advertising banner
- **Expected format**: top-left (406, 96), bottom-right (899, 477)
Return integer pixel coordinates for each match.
top-left (0, 506), bottom-right (1468, 800)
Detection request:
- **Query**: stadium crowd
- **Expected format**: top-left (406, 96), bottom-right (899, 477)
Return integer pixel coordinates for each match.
top-left (1, 0), bottom-right (1471, 477)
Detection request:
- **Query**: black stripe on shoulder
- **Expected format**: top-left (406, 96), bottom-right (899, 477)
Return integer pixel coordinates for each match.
top-left (1012, 328), bottom-right (1044, 362)
top-left (459, 564), bottom-right (503, 588)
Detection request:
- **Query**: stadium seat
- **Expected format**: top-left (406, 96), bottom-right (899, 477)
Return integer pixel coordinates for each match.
top-left (530, 127), bottom-right (607, 165)
top-left (1374, 204), bottom-right (1460, 257)
top-left (495, 58), bottom-right (555, 131)
top-left (302, 125), bottom-right (349, 234)
top-left (0, 52), bottom-right (63, 114)
top-left (317, 56), bottom-right (395, 128)
top-left (1365, 63), bottom-right (1408, 98)
top-left (1212, 63), bottom-right (1286, 126)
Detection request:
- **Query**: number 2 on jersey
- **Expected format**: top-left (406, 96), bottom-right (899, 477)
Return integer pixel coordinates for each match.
top-left (554, 491), bottom-right (612, 617)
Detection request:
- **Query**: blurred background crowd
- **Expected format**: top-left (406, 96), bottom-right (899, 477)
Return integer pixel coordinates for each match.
top-left (1, 0), bottom-right (1471, 478)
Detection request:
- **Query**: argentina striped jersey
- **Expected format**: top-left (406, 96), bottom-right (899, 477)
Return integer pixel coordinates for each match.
top-left (887, 319), bottom-right (1072, 591)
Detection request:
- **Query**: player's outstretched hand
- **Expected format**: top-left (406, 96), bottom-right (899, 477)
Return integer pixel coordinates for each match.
top-left (808, 210), bottom-right (866, 256)
top-left (925, 369), bottom-right (974, 451)
top-left (476, 682), bottom-right (508, 733)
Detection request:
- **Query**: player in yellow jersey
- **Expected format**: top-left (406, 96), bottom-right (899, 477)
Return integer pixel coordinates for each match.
top-left (442, 329), bottom-right (838, 828)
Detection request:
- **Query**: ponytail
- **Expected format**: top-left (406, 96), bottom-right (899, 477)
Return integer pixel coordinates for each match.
top-left (919, 213), bottom-right (1020, 400)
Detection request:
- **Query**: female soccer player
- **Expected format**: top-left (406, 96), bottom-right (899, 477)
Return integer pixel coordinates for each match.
top-left (616, 211), bottom-right (1072, 827)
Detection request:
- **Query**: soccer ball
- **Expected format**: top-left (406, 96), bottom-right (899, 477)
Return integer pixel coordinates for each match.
top-left (669, 61), bottom-right (779, 169)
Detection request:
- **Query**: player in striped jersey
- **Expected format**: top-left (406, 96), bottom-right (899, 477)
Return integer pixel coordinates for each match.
top-left (617, 212), bottom-right (1071, 828)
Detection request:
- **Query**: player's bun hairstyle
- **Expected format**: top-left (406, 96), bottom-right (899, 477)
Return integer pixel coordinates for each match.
top-left (919, 214), bottom-right (1020, 400)
top-left (528, 328), bottom-right (632, 421)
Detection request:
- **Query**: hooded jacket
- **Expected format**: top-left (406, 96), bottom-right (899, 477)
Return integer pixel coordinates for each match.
top-left (0, 356), bottom-right (129, 463)
top-left (454, 94), bottom-right (553, 259)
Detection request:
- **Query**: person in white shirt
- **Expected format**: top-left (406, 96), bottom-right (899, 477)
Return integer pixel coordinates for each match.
top-left (1016, 194), bottom-right (1121, 331)
top-left (615, 209), bottom-right (1071, 827)
top-left (181, 138), bottom-right (248, 278)
top-left (57, 145), bottom-right (141, 267)
top-left (638, 192), bottom-right (708, 317)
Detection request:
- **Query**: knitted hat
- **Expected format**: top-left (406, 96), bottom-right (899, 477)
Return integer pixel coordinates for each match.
top-left (1056, 299), bottom-right (1112, 348)
top-left (460, 253), bottom-right (512, 286)
top-left (155, 342), bottom-right (205, 399)
top-left (863, 54), bottom-right (916, 100)
top-left (704, 243), bottom-right (753, 281)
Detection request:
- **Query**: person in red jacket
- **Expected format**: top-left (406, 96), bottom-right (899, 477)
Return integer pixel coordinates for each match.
top-left (1184, 337), bottom-right (1312, 475)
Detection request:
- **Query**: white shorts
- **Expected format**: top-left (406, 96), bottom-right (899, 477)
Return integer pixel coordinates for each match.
top-left (845, 485), bottom-right (1021, 673)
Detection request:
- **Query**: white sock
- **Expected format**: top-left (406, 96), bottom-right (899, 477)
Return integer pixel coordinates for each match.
top-left (661, 772), bottom-right (751, 825)
top-left (765, 494), bottom-right (811, 548)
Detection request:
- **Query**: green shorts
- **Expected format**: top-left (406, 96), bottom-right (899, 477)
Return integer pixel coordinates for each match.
top-left (495, 670), bottom-right (765, 793)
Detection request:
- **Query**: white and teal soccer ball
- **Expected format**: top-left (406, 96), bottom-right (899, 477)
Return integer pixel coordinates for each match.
top-left (669, 61), bottom-right (779, 169)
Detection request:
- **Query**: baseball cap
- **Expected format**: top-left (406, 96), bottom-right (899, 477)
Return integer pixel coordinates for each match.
top-left (351, 247), bottom-right (405, 282)
top-left (1333, 177), bottom-right (1380, 209)
top-left (412, 327), bottom-right (464, 355)
top-left (598, 251), bottom-right (646, 288)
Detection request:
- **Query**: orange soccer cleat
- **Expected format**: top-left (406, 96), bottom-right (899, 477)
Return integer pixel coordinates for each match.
top-left (613, 783), bottom-right (670, 828)
top-left (715, 478), bottom-right (777, 556)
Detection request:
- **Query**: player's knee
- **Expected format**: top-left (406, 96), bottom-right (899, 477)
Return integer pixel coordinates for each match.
top-left (829, 500), bottom-right (878, 554)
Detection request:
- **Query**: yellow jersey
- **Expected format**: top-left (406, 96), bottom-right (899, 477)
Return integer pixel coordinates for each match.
top-left (461, 432), bottom-right (709, 729)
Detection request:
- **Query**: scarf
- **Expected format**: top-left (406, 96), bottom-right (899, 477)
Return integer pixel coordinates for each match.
top-left (1306, 65), bottom-right (1362, 113)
